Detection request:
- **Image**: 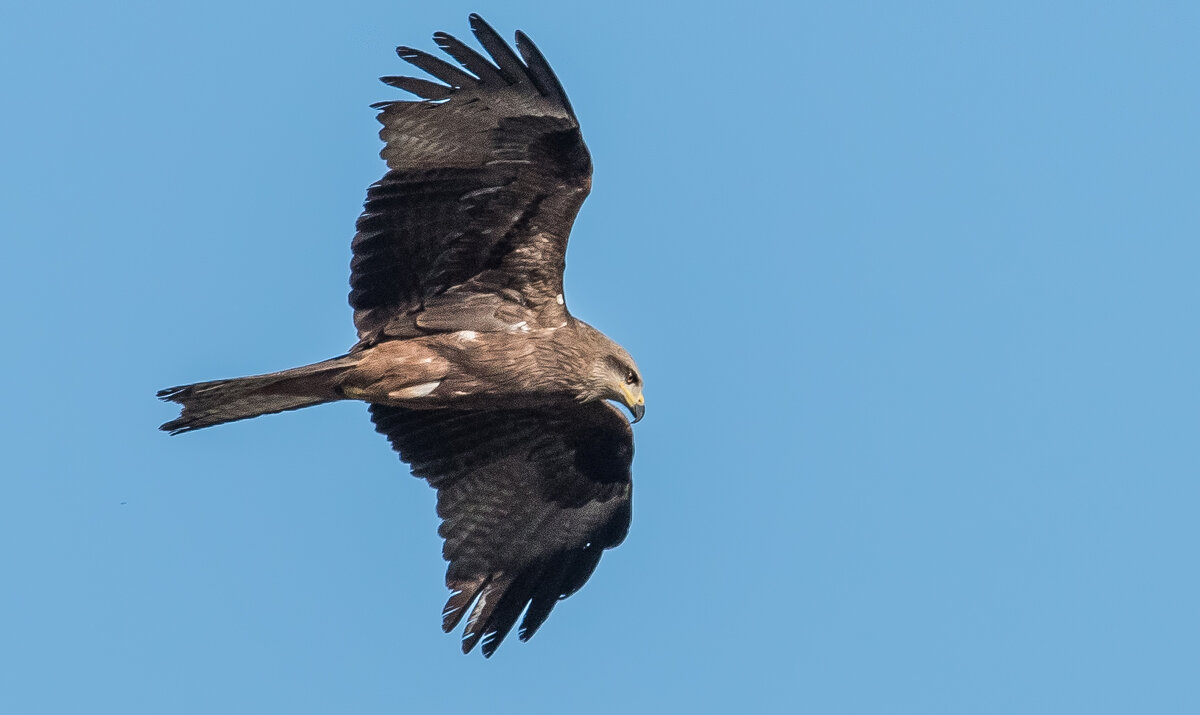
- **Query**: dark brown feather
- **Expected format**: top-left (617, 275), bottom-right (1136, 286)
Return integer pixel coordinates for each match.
top-left (369, 401), bottom-right (633, 656)
top-left (432, 32), bottom-right (509, 86)
top-left (351, 18), bottom-right (591, 344)
top-left (379, 75), bottom-right (452, 100)
top-left (443, 576), bottom-right (487, 632)
top-left (467, 14), bottom-right (533, 87)
top-left (514, 30), bottom-right (577, 119)
top-left (392, 46), bottom-right (475, 88)
top-left (157, 356), bottom-right (356, 434)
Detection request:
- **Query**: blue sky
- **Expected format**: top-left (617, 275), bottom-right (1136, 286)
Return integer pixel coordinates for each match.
top-left (3, 1), bottom-right (1199, 713)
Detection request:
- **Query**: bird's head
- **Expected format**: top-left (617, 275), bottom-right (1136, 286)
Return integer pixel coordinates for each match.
top-left (576, 323), bottom-right (645, 423)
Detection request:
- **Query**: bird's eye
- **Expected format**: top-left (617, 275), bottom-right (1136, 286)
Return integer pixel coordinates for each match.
top-left (624, 371), bottom-right (638, 385)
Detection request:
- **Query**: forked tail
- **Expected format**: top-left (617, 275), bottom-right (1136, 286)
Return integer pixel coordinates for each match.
top-left (158, 355), bottom-right (358, 434)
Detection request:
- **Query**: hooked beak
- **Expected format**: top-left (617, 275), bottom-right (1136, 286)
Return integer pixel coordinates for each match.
top-left (621, 385), bottom-right (646, 423)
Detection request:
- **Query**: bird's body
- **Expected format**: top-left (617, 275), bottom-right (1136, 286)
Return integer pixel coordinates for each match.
top-left (159, 15), bottom-right (643, 657)
top-left (341, 319), bottom-right (621, 410)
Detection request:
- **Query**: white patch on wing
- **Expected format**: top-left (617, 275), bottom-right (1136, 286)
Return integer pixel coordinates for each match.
top-left (388, 381), bottom-right (441, 399)
top-left (510, 321), bottom-right (530, 332)
top-left (421, 357), bottom-right (434, 363)
top-left (455, 330), bottom-right (478, 341)
top-left (556, 293), bottom-right (564, 305)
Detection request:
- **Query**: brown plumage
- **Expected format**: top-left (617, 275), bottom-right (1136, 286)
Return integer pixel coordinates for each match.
top-left (158, 14), bottom-right (644, 657)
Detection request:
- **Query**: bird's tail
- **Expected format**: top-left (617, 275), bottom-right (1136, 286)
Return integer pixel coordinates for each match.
top-left (157, 355), bottom-right (359, 434)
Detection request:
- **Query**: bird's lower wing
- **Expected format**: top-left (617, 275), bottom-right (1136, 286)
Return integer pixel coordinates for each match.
top-left (369, 400), bottom-right (633, 656)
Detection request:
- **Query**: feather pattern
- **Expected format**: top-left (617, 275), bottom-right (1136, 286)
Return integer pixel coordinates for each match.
top-left (351, 14), bottom-right (591, 345)
top-left (369, 401), bottom-right (633, 656)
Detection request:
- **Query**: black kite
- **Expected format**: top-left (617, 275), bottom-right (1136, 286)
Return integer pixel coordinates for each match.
top-left (158, 15), bottom-right (644, 657)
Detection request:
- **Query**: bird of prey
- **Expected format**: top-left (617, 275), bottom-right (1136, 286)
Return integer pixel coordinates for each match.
top-left (158, 14), bottom-right (644, 657)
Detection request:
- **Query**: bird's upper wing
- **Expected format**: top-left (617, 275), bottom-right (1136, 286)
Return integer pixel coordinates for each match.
top-left (351, 15), bottom-right (591, 343)
top-left (369, 400), bottom-right (633, 657)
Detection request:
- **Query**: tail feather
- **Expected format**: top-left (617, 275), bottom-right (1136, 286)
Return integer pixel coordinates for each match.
top-left (158, 355), bottom-right (357, 434)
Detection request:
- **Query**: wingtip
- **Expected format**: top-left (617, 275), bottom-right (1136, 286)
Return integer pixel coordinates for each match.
top-left (511, 28), bottom-right (575, 117)
top-left (158, 420), bottom-right (190, 435)
top-left (467, 13), bottom-right (498, 38)
top-left (442, 599), bottom-right (467, 633)
top-left (442, 578), bottom-right (486, 633)
top-left (460, 619), bottom-right (487, 654)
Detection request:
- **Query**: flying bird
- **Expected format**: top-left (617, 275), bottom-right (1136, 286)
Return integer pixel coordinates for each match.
top-left (158, 14), bottom-right (644, 657)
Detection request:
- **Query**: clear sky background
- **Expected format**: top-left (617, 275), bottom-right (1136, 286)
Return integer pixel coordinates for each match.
top-left (2, 1), bottom-right (1198, 713)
